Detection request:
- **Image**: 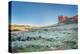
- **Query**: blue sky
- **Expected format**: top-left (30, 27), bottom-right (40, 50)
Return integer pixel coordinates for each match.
top-left (10, 1), bottom-right (77, 26)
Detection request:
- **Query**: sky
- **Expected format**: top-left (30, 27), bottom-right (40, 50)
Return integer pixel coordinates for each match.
top-left (10, 1), bottom-right (77, 26)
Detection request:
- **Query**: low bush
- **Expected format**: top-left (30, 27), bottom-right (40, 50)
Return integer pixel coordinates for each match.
top-left (12, 29), bottom-right (20, 31)
top-left (44, 29), bottom-right (48, 31)
top-left (46, 38), bottom-right (54, 41)
top-left (64, 41), bottom-right (78, 49)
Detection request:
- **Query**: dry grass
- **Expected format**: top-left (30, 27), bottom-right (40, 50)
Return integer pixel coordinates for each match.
top-left (9, 25), bottom-right (33, 31)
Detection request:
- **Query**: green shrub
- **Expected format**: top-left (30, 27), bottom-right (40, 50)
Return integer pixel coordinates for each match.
top-left (46, 38), bottom-right (54, 41)
top-left (44, 29), bottom-right (48, 31)
top-left (12, 29), bottom-right (20, 31)
top-left (64, 41), bottom-right (78, 49)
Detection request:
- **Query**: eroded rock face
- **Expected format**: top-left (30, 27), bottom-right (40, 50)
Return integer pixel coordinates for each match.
top-left (58, 15), bottom-right (78, 23)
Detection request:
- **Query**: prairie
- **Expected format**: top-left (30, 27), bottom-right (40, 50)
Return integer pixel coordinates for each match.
top-left (10, 23), bottom-right (78, 52)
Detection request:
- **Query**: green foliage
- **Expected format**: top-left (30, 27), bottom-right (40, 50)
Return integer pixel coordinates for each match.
top-left (64, 41), bottom-right (78, 49)
top-left (44, 29), bottom-right (48, 31)
top-left (12, 29), bottom-right (20, 31)
top-left (39, 36), bottom-right (42, 38)
top-left (46, 38), bottom-right (54, 41)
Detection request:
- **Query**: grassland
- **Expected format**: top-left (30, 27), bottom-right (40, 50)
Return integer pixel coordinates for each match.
top-left (9, 23), bottom-right (78, 53)
top-left (9, 25), bottom-right (34, 31)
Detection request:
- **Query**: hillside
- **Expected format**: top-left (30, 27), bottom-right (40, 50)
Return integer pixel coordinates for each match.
top-left (9, 25), bottom-right (36, 31)
top-left (10, 23), bottom-right (78, 52)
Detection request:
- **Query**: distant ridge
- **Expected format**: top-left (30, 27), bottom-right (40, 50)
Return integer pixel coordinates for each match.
top-left (9, 25), bottom-right (34, 32)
